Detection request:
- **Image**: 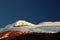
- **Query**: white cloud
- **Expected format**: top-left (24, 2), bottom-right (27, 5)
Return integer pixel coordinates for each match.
top-left (38, 21), bottom-right (60, 26)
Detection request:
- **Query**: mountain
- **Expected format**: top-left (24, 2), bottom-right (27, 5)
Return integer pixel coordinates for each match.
top-left (0, 20), bottom-right (60, 40)
top-left (15, 20), bottom-right (36, 27)
top-left (0, 20), bottom-right (57, 33)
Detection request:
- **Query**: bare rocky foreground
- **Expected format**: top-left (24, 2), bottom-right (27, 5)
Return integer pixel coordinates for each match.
top-left (0, 31), bottom-right (29, 40)
top-left (0, 31), bottom-right (60, 40)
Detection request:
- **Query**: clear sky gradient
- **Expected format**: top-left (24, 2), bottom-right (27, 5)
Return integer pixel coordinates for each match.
top-left (0, 0), bottom-right (60, 27)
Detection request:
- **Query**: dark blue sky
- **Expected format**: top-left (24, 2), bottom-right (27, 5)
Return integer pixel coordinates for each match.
top-left (0, 0), bottom-right (60, 27)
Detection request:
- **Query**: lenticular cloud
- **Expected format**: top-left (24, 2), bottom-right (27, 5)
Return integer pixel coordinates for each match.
top-left (0, 20), bottom-right (60, 33)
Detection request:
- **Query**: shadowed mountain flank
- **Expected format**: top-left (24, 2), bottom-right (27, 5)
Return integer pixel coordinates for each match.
top-left (11, 32), bottom-right (60, 40)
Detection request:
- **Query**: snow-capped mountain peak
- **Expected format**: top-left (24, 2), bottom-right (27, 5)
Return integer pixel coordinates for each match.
top-left (15, 20), bottom-right (36, 27)
top-left (0, 20), bottom-right (60, 40)
top-left (0, 20), bottom-right (60, 33)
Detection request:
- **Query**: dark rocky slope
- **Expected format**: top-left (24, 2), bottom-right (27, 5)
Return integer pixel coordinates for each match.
top-left (11, 32), bottom-right (60, 40)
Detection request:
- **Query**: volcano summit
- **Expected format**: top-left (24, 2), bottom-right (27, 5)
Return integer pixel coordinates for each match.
top-left (0, 20), bottom-right (60, 40)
